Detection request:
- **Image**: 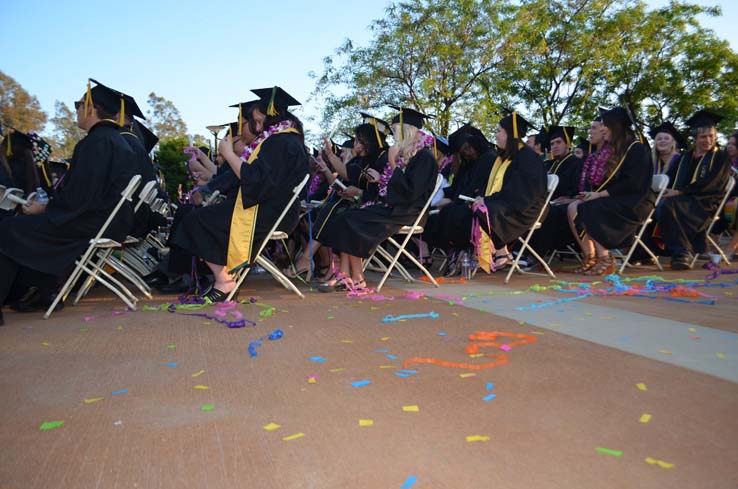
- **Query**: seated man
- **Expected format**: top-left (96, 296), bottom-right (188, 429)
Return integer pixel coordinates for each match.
top-left (0, 79), bottom-right (137, 324)
top-left (659, 110), bottom-right (732, 270)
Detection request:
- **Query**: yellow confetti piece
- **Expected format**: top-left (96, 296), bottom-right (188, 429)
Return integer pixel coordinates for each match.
top-left (688, 328), bottom-right (696, 333)
top-left (402, 405), bottom-right (420, 412)
top-left (468, 353), bottom-right (484, 358)
top-left (201, 322), bottom-right (211, 325)
top-left (452, 312), bottom-right (459, 317)
top-left (380, 337), bottom-right (390, 341)
top-left (191, 370), bottom-right (206, 378)
top-left (639, 414), bottom-right (652, 423)
top-left (370, 306), bottom-right (379, 310)
top-left (117, 326), bottom-right (123, 330)
top-left (637, 383), bottom-right (648, 391)
top-left (600, 316), bottom-right (616, 320)
top-left (459, 373), bottom-right (476, 378)
top-left (340, 339), bottom-right (353, 343)
top-left (659, 350), bottom-right (673, 355)
top-left (517, 320), bottom-right (525, 324)
top-left (574, 317), bottom-right (584, 320)
top-left (645, 457), bottom-right (675, 469)
top-left (307, 378), bottom-right (317, 384)
top-left (724, 291), bottom-right (734, 296)
top-left (716, 353), bottom-right (726, 359)
top-left (359, 419), bottom-right (374, 427)
top-left (263, 423), bottom-right (281, 431)
top-left (193, 385), bottom-right (209, 390)
top-left (531, 331), bottom-right (545, 335)
top-left (327, 316), bottom-right (335, 320)
top-left (585, 312), bottom-right (593, 316)
top-left (281, 310), bottom-right (288, 313)
top-left (84, 397), bottom-right (104, 404)
top-left (329, 368), bottom-right (345, 373)
top-left (466, 435), bottom-right (490, 442)
top-left (379, 365), bottom-right (397, 369)
top-left (282, 432), bottom-right (305, 441)
top-left (41, 342), bottom-right (49, 347)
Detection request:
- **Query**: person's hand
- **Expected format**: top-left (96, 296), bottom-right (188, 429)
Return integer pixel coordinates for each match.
top-left (341, 186), bottom-right (362, 199)
top-left (219, 134), bottom-right (235, 159)
top-left (473, 196), bottom-right (484, 208)
top-left (22, 200), bottom-right (47, 215)
top-left (664, 189), bottom-right (680, 198)
top-left (551, 197), bottom-right (575, 206)
top-left (364, 168), bottom-right (380, 183)
top-left (580, 191), bottom-right (602, 201)
top-left (322, 135), bottom-right (334, 156)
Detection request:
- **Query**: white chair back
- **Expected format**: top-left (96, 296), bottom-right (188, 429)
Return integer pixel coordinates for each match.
top-left (134, 180), bottom-right (158, 212)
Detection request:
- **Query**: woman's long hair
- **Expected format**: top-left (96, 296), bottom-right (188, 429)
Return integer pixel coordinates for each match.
top-left (393, 123), bottom-right (420, 160)
top-left (354, 123), bottom-right (382, 165)
top-left (650, 133), bottom-right (677, 169)
top-left (603, 116), bottom-right (636, 176)
top-left (0, 140), bottom-right (13, 182)
top-left (262, 106), bottom-right (304, 144)
top-left (499, 126), bottom-right (523, 160)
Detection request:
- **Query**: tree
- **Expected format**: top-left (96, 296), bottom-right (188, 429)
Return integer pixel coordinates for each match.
top-left (48, 100), bottom-right (85, 159)
top-left (146, 92), bottom-right (188, 140)
top-left (0, 70), bottom-right (47, 133)
top-left (154, 137), bottom-right (191, 201)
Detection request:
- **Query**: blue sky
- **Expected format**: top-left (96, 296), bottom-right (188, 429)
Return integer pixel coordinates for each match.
top-left (3, 0), bottom-right (736, 142)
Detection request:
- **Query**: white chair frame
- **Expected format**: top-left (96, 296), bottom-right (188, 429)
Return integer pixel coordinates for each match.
top-left (690, 174), bottom-right (735, 267)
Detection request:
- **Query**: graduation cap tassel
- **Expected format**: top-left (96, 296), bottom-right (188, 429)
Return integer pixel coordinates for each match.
top-left (513, 112), bottom-right (519, 140)
top-left (119, 97), bottom-right (126, 127)
top-left (399, 111), bottom-right (404, 141)
top-left (39, 162), bottom-right (52, 188)
top-left (267, 86), bottom-right (278, 117)
top-left (5, 131), bottom-right (11, 157)
top-left (433, 133), bottom-right (438, 160)
top-left (84, 80), bottom-right (93, 116)
top-left (373, 121), bottom-right (382, 149)
top-left (239, 104), bottom-right (243, 135)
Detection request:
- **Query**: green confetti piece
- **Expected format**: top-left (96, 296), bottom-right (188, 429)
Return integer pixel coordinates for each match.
top-left (596, 447), bottom-right (623, 457)
top-left (39, 420), bottom-right (65, 431)
top-left (167, 345), bottom-right (177, 350)
top-left (201, 404), bottom-right (215, 412)
top-left (79, 328), bottom-right (89, 332)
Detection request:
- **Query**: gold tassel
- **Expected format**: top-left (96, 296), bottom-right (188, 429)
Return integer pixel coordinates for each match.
top-left (372, 120), bottom-right (382, 148)
top-left (564, 128), bottom-right (571, 146)
top-left (84, 80), bottom-right (93, 115)
top-left (513, 112), bottom-right (518, 140)
top-left (39, 162), bottom-right (51, 187)
top-left (399, 110), bottom-right (404, 141)
top-left (5, 130), bottom-right (11, 157)
top-left (239, 104), bottom-right (243, 135)
top-left (119, 97), bottom-right (126, 126)
top-left (433, 133), bottom-right (438, 159)
top-left (266, 86), bottom-right (278, 116)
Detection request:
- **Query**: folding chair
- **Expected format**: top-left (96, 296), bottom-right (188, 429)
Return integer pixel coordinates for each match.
top-left (0, 186), bottom-right (28, 210)
top-left (43, 174), bottom-right (142, 319)
top-left (226, 173), bottom-right (310, 301)
top-left (504, 174), bottom-right (559, 284)
top-left (364, 173), bottom-right (444, 292)
top-left (690, 175), bottom-right (736, 267)
top-left (612, 174), bottom-right (670, 273)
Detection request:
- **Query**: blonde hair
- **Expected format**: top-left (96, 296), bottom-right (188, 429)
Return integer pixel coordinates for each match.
top-left (392, 123), bottom-right (420, 160)
top-left (651, 132), bottom-right (677, 170)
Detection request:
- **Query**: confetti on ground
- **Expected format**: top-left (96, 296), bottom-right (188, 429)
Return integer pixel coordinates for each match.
top-left (41, 342), bottom-right (49, 347)
top-left (359, 419), bottom-right (374, 427)
top-left (395, 373), bottom-right (410, 378)
top-left (84, 316), bottom-right (96, 321)
top-left (167, 362), bottom-right (178, 367)
top-left (166, 345), bottom-right (176, 350)
top-left (263, 423), bottom-right (281, 431)
top-left (327, 316), bottom-right (335, 320)
top-left (486, 383), bottom-right (495, 391)
top-left (716, 353), bottom-right (726, 359)
top-left (382, 312), bottom-right (439, 323)
top-left (645, 457), bottom-right (675, 469)
top-left (329, 368), bottom-right (345, 373)
top-left (310, 356), bottom-right (326, 363)
top-left (659, 349), bottom-right (673, 355)
top-left (375, 349), bottom-right (389, 353)
top-left (340, 339), bottom-right (353, 343)
top-left (468, 353), bottom-right (484, 358)
top-left (200, 405), bottom-right (215, 412)
top-left (194, 385), bottom-right (209, 390)
top-left (282, 432), bottom-right (305, 441)
top-left (596, 447), bottom-right (623, 457)
top-left (499, 344), bottom-right (512, 351)
top-left (117, 326), bottom-right (123, 330)
top-left (640, 414), bottom-right (652, 423)
top-left (438, 332), bottom-right (447, 336)
top-left (111, 389), bottom-right (128, 396)
top-left (113, 420), bottom-right (122, 426)
top-left (79, 328), bottom-right (89, 332)
top-left (688, 328), bottom-right (697, 333)
top-left (380, 337), bottom-right (390, 341)
top-left (191, 370), bottom-right (206, 377)
top-left (379, 365), bottom-right (397, 369)
top-left (351, 380), bottom-right (372, 388)
top-left (402, 405), bottom-right (420, 412)
top-left (531, 331), bottom-right (545, 335)
top-left (401, 475), bottom-right (418, 489)
top-left (637, 383), bottom-right (648, 391)
top-left (482, 394), bottom-right (497, 402)
top-left (39, 421), bottom-right (64, 431)
top-left (84, 397), bottom-right (104, 404)
top-left (466, 435), bottom-right (490, 442)
top-left (386, 354), bottom-right (398, 360)
top-left (307, 375), bottom-right (318, 384)
top-left (459, 373), bottom-right (476, 378)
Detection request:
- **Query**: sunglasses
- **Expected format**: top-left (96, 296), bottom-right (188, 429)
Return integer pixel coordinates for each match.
top-left (74, 101), bottom-right (84, 110)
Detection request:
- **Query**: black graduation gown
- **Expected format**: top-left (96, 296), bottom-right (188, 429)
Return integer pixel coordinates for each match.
top-left (576, 142), bottom-right (654, 249)
top-left (121, 129), bottom-right (157, 238)
top-left (659, 147), bottom-right (731, 252)
top-left (171, 132), bottom-right (308, 265)
top-left (0, 163), bottom-right (15, 221)
top-left (205, 163), bottom-right (239, 197)
top-left (319, 148), bottom-right (438, 258)
top-left (0, 121), bottom-right (136, 276)
top-left (424, 148), bottom-right (496, 250)
top-left (545, 153), bottom-right (582, 199)
top-left (476, 145), bottom-right (548, 247)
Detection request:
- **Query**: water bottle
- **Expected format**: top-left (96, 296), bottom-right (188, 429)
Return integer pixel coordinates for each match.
top-left (461, 255), bottom-right (472, 280)
top-left (35, 187), bottom-right (49, 204)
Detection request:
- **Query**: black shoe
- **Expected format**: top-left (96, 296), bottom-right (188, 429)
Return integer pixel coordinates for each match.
top-left (0, 310), bottom-right (4, 326)
top-left (143, 271), bottom-right (169, 287)
top-left (10, 288), bottom-right (63, 313)
top-left (156, 277), bottom-right (189, 294)
top-left (670, 254), bottom-right (691, 271)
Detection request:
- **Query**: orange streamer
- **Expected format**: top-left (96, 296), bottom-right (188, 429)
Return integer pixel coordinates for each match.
top-left (465, 331), bottom-right (538, 354)
top-left (403, 354), bottom-right (508, 371)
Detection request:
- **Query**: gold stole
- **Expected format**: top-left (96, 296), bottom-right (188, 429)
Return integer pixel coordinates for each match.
top-left (226, 127), bottom-right (299, 271)
top-left (477, 155), bottom-right (513, 273)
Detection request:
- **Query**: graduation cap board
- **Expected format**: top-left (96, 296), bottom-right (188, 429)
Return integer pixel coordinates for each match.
top-left (250, 87), bottom-right (300, 116)
top-left (388, 105), bottom-right (432, 129)
top-left (598, 106), bottom-right (634, 128)
top-left (86, 78), bottom-right (145, 126)
top-left (685, 109), bottom-right (723, 130)
top-left (500, 109), bottom-right (533, 139)
top-left (649, 121), bottom-right (686, 149)
top-left (133, 121), bottom-right (159, 154)
top-left (548, 126), bottom-right (576, 146)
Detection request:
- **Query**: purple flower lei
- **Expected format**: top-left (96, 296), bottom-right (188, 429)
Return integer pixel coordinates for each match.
top-left (378, 129), bottom-right (435, 198)
top-left (578, 144), bottom-right (614, 193)
top-left (307, 172), bottom-right (324, 198)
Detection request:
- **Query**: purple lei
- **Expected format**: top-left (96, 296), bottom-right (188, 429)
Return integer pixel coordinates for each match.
top-left (378, 130), bottom-right (435, 198)
top-left (307, 172), bottom-right (324, 198)
top-left (579, 144), bottom-right (614, 193)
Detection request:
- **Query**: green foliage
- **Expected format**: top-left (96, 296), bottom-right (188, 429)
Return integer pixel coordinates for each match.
top-left (146, 92), bottom-right (188, 140)
top-left (0, 70), bottom-right (47, 133)
top-left (154, 137), bottom-right (191, 201)
top-left (48, 100), bottom-right (85, 159)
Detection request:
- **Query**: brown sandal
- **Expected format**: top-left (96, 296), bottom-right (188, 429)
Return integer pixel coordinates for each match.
top-left (584, 254), bottom-right (616, 276)
top-left (573, 255), bottom-right (596, 274)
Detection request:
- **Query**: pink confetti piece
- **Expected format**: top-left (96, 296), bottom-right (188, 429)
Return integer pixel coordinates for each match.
top-left (404, 291), bottom-right (425, 300)
top-left (111, 310), bottom-right (128, 316)
top-left (213, 309), bottom-right (227, 317)
top-left (83, 316), bottom-right (96, 322)
top-left (231, 310), bottom-right (244, 319)
top-left (434, 294), bottom-right (464, 305)
top-left (499, 344), bottom-right (512, 351)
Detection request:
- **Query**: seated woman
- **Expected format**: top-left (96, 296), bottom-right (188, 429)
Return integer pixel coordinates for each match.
top-left (649, 121), bottom-right (684, 175)
top-left (0, 129), bottom-right (42, 196)
top-left (171, 86), bottom-right (309, 301)
top-left (723, 132), bottom-right (738, 259)
top-left (471, 111), bottom-right (548, 272)
top-left (567, 106), bottom-right (654, 275)
top-left (317, 107), bottom-right (438, 291)
top-left (285, 117), bottom-right (390, 281)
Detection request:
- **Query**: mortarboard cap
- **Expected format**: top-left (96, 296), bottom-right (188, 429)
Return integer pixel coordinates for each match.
top-left (649, 121), bottom-right (686, 149)
top-left (499, 109), bottom-right (533, 139)
top-left (548, 126), bottom-right (577, 146)
top-left (229, 98), bottom-right (262, 135)
top-left (132, 120), bottom-right (159, 153)
top-left (341, 138), bottom-right (354, 149)
top-left (359, 112), bottom-right (392, 136)
top-left (535, 126), bottom-right (550, 151)
top-left (227, 121), bottom-right (240, 138)
top-left (599, 106), bottom-right (633, 128)
top-left (250, 86), bottom-right (301, 116)
top-left (685, 109), bottom-right (723, 130)
top-left (434, 135), bottom-right (450, 156)
top-left (448, 123), bottom-right (489, 153)
top-left (389, 105), bottom-right (432, 129)
top-left (575, 137), bottom-right (592, 153)
top-left (88, 79), bottom-right (144, 125)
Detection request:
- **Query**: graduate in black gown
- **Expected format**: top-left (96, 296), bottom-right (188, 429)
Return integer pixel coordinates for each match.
top-left (0, 129), bottom-right (42, 196)
top-left (0, 79), bottom-right (137, 325)
top-left (317, 107), bottom-right (438, 291)
top-left (658, 110), bottom-right (732, 269)
top-left (471, 112), bottom-right (548, 273)
top-left (171, 86), bottom-right (309, 301)
top-left (568, 106), bottom-right (654, 275)
top-left (422, 124), bottom-right (495, 257)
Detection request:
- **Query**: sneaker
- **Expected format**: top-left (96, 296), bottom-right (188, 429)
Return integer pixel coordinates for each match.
top-left (670, 254), bottom-right (691, 271)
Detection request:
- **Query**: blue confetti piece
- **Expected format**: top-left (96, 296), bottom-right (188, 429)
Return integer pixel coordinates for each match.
top-left (374, 349), bottom-right (389, 353)
top-left (167, 362), bottom-right (178, 367)
top-left (483, 393), bottom-right (497, 402)
top-left (394, 372), bottom-right (410, 378)
top-left (437, 332), bottom-right (447, 336)
top-left (309, 356), bottom-right (326, 363)
top-left (382, 312), bottom-right (439, 323)
top-left (351, 380), bottom-right (372, 387)
top-left (112, 389), bottom-right (128, 396)
top-left (486, 382), bottom-right (494, 391)
top-left (401, 475), bottom-right (418, 489)
top-left (399, 370), bottom-right (417, 374)
top-left (386, 354), bottom-right (398, 360)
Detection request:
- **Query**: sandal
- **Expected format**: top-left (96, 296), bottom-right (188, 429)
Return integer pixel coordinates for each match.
top-left (283, 265), bottom-right (311, 280)
top-left (203, 285), bottom-right (235, 302)
top-left (573, 254), bottom-right (596, 274)
top-left (584, 254), bottom-right (616, 276)
top-left (316, 275), bottom-right (348, 293)
top-left (493, 253), bottom-right (512, 269)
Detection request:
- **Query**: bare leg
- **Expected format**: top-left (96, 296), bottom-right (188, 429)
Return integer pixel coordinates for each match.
top-left (348, 255), bottom-right (365, 285)
top-left (205, 261), bottom-right (235, 293)
top-left (567, 201), bottom-right (584, 250)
